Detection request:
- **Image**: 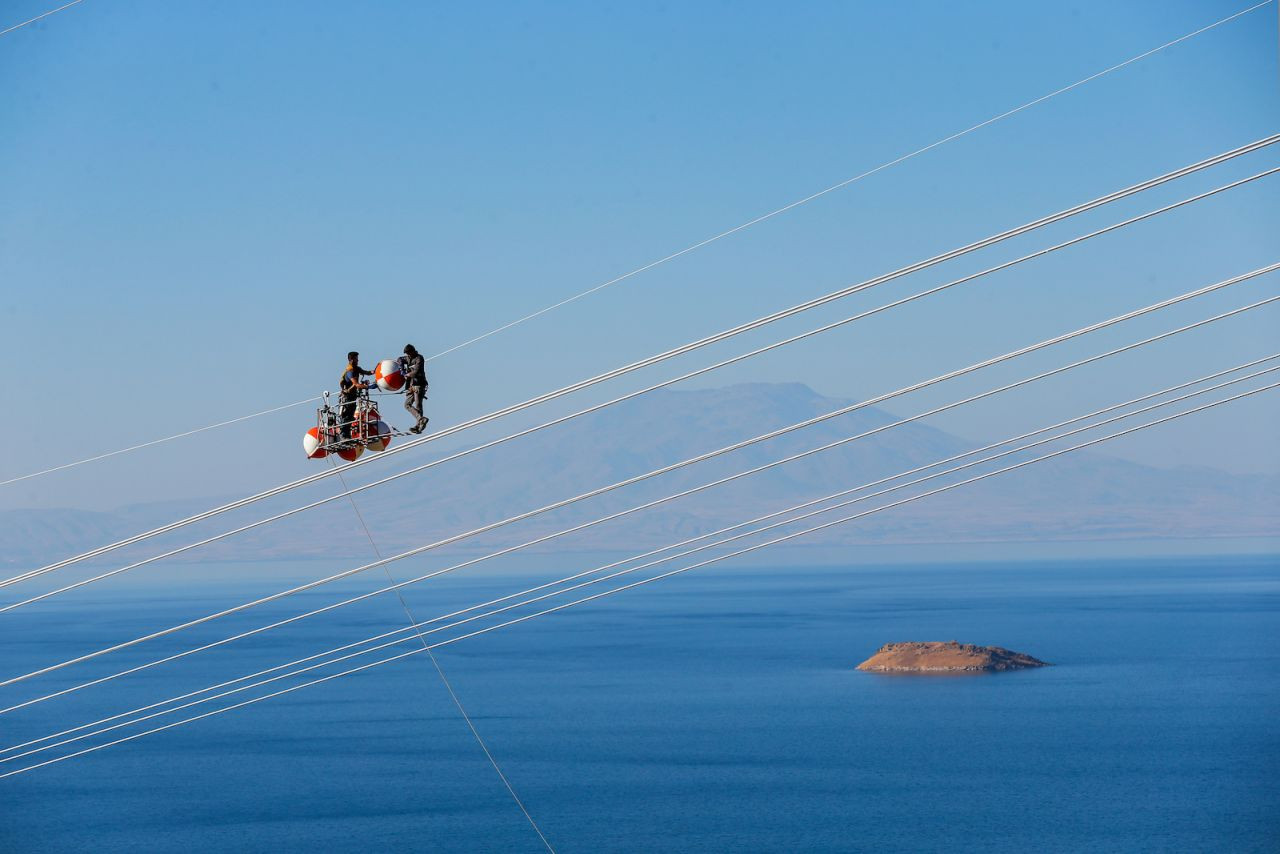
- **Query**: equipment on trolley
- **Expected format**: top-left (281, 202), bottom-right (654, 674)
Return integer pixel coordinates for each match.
top-left (302, 388), bottom-right (402, 461)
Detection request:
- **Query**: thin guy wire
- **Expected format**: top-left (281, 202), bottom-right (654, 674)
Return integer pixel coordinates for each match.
top-left (329, 462), bottom-right (555, 854)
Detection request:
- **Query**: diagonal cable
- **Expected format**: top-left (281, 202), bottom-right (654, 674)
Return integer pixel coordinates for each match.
top-left (1, 267), bottom-right (1274, 695)
top-left (0, 0), bottom-right (85, 38)
top-left (2, 286), bottom-right (1276, 717)
top-left (8, 133), bottom-right (1275, 588)
top-left (329, 460), bottom-right (555, 853)
top-left (4, 379), bottom-right (1275, 779)
top-left (4, 1), bottom-right (1266, 483)
top-left (8, 353), bottom-right (1277, 762)
top-left (424, 0), bottom-right (1275, 359)
top-left (8, 162), bottom-right (1278, 600)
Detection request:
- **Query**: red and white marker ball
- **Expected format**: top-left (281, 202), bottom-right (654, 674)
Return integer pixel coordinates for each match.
top-left (365, 420), bottom-right (393, 452)
top-left (375, 359), bottom-right (404, 392)
top-left (336, 443), bottom-right (364, 462)
top-left (303, 427), bottom-right (327, 459)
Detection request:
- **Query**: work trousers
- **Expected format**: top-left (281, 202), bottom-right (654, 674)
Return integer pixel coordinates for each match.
top-left (404, 384), bottom-right (425, 421)
top-left (339, 397), bottom-right (358, 438)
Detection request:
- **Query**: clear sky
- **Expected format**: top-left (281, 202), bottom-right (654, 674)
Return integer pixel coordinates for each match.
top-left (1, 0), bottom-right (1277, 511)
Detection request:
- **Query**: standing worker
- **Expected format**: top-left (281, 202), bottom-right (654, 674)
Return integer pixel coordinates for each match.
top-left (339, 351), bottom-right (376, 439)
top-left (399, 344), bottom-right (429, 434)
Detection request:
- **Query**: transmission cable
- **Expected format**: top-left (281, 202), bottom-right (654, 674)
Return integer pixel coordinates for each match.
top-left (13, 164), bottom-right (1277, 605)
top-left (7, 134), bottom-right (1274, 590)
top-left (424, 0), bottom-right (1274, 359)
top-left (4, 379), bottom-right (1274, 779)
top-left (4, 1), bottom-right (1266, 483)
top-left (0, 398), bottom-right (320, 488)
top-left (0, 0), bottom-right (85, 38)
top-left (6, 299), bottom-right (1276, 722)
top-left (432, 383), bottom-right (1280, 653)
top-left (10, 352), bottom-right (1276, 762)
top-left (3, 264), bottom-right (1274, 697)
top-left (7, 158), bottom-right (1276, 599)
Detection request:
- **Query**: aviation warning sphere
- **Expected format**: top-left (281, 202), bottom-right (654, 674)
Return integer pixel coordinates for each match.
top-left (366, 420), bottom-right (393, 452)
top-left (303, 428), bottom-right (328, 459)
top-left (375, 359), bottom-right (404, 392)
top-left (303, 359), bottom-right (418, 461)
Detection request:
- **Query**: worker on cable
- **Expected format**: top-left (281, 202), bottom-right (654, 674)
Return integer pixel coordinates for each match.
top-left (339, 351), bottom-right (376, 440)
top-left (399, 343), bottom-right (429, 434)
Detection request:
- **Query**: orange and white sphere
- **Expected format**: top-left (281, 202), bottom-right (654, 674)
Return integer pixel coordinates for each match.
top-left (303, 427), bottom-right (327, 459)
top-left (375, 359), bottom-right (404, 392)
top-left (336, 443), bottom-right (364, 462)
top-left (365, 420), bottom-right (392, 452)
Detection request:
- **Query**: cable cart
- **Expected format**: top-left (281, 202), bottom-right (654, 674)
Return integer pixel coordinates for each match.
top-left (302, 359), bottom-right (408, 461)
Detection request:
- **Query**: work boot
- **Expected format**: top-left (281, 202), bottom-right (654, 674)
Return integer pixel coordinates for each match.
top-left (415, 416), bottom-right (429, 433)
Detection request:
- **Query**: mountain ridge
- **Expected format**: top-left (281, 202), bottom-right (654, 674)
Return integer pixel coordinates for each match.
top-left (2, 382), bottom-right (1275, 568)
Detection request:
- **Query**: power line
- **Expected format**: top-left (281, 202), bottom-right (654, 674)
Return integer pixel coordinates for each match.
top-left (16, 160), bottom-right (1273, 606)
top-left (0, 398), bottom-right (319, 487)
top-left (2, 0), bottom-right (1270, 789)
top-left (0, 0), bottom-right (84, 38)
top-left (430, 384), bottom-right (1280, 652)
top-left (423, 0), bottom-right (1275, 360)
top-left (11, 353), bottom-right (1276, 763)
top-left (4, 266), bottom-right (1274, 698)
top-left (15, 163), bottom-right (1278, 609)
top-left (5, 1), bottom-right (1266, 481)
top-left (8, 300), bottom-right (1275, 724)
top-left (12, 302), bottom-right (1273, 726)
top-left (6, 379), bottom-right (1274, 779)
top-left (7, 145), bottom-right (1275, 593)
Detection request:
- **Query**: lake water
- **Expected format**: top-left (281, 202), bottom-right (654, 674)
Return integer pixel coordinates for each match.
top-left (2, 554), bottom-right (1278, 852)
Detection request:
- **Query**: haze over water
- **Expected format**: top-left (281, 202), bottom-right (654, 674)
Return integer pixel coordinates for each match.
top-left (3, 553), bottom-right (1277, 852)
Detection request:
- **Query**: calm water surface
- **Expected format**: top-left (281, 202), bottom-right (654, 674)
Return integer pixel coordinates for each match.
top-left (2, 555), bottom-right (1277, 852)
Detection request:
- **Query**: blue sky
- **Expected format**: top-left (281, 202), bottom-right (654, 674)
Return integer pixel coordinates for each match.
top-left (1, 0), bottom-right (1277, 510)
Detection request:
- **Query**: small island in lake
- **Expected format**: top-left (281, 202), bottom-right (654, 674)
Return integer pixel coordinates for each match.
top-left (857, 641), bottom-right (1049, 673)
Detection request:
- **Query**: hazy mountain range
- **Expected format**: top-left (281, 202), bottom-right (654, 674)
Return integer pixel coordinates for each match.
top-left (3, 383), bottom-right (1276, 570)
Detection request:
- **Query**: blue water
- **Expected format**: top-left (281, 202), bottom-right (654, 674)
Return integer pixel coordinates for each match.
top-left (3, 554), bottom-right (1278, 852)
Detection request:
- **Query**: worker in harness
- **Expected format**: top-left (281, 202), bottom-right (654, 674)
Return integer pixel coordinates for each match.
top-left (399, 344), bottom-right (429, 434)
top-left (339, 351), bottom-right (376, 439)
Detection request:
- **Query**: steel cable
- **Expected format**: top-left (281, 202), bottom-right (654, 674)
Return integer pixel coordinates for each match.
top-left (8, 134), bottom-right (1275, 589)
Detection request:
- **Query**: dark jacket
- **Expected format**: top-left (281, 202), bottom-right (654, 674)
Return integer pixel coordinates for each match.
top-left (400, 354), bottom-right (427, 388)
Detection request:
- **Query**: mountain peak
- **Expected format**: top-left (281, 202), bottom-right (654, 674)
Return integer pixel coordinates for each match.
top-left (706, 381), bottom-right (826, 400)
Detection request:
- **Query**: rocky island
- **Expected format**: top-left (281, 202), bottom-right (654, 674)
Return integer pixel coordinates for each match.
top-left (857, 641), bottom-right (1049, 673)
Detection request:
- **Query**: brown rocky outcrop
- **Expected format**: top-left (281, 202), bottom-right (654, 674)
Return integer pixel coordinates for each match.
top-left (856, 641), bottom-right (1049, 673)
